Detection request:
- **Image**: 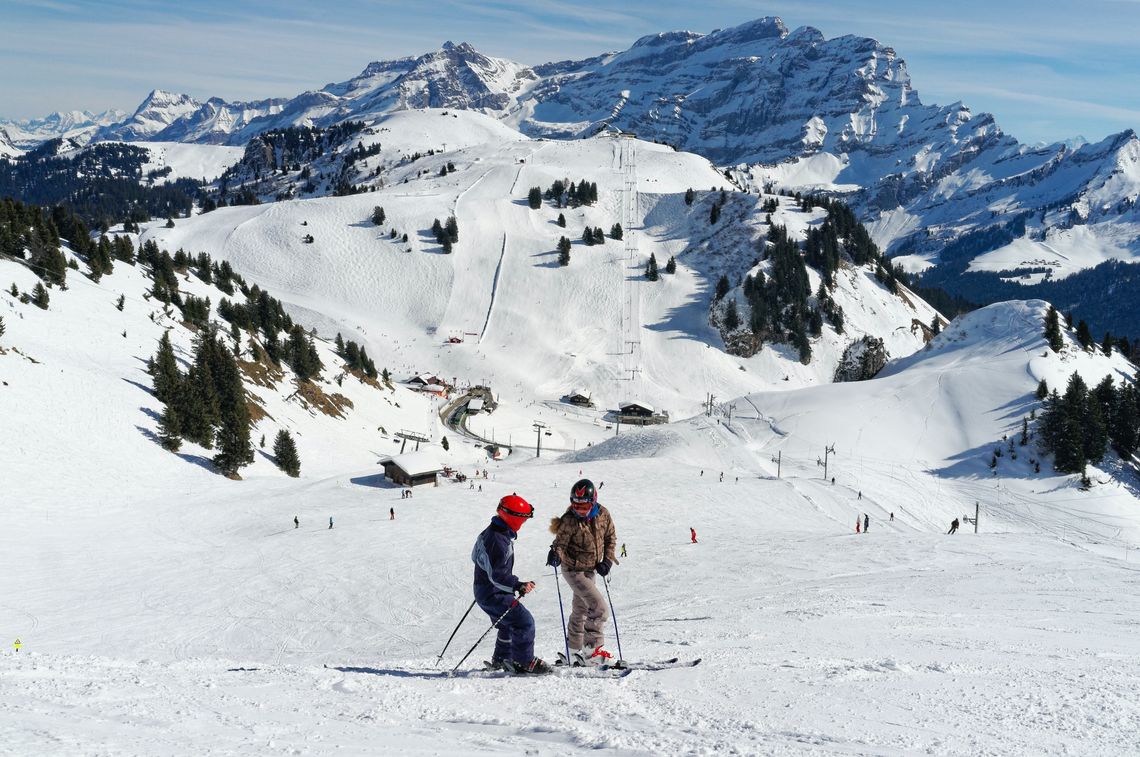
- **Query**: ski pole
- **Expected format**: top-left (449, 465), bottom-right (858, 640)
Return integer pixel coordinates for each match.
top-left (602, 574), bottom-right (624, 663)
top-left (436, 598), bottom-right (477, 667)
top-left (553, 564), bottom-right (571, 665)
top-left (452, 596), bottom-right (520, 673)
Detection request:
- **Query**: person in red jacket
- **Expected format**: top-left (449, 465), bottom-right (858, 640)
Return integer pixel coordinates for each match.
top-left (690, 527), bottom-right (698, 544)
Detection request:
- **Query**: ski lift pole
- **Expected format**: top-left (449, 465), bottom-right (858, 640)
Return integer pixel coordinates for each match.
top-left (553, 565), bottom-right (571, 664)
top-left (602, 575), bottom-right (624, 664)
top-left (435, 598), bottom-right (477, 667)
top-left (452, 597), bottom-right (520, 673)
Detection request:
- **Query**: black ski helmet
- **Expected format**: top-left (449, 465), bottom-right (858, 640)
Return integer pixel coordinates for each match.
top-left (569, 478), bottom-right (596, 505)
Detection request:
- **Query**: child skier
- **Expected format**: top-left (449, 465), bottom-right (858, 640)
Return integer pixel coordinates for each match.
top-left (546, 479), bottom-right (617, 666)
top-left (472, 494), bottom-right (550, 675)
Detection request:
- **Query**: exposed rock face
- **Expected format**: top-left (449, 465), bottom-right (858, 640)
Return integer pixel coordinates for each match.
top-left (834, 336), bottom-right (889, 382)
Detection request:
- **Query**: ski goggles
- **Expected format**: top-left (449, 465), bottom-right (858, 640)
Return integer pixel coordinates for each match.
top-left (497, 503), bottom-right (534, 520)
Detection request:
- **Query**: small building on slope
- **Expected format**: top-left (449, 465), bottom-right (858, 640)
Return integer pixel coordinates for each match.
top-left (380, 451), bottom-right (444, 487)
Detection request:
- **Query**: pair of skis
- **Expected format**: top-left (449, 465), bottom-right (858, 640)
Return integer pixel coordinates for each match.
top-left (552, 652), bottom-right (701, 675)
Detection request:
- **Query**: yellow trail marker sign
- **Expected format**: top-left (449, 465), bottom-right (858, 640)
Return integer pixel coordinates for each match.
top-left (13, 638), bottom-right (21, 652)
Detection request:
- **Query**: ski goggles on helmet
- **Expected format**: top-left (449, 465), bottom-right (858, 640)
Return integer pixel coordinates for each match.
top-left (498, 502), bottom-right (534, 519)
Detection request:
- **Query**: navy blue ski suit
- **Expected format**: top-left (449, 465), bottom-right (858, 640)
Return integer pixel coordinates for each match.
top-left (472, 516), bottom-right (535, 665)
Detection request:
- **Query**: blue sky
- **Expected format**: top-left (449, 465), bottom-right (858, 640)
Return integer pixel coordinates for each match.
top-left (1, 0), bottom-right (1138, 144)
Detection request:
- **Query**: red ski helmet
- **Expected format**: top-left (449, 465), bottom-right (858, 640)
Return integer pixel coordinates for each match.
top-left (497, 493), bottom-right (534, 532)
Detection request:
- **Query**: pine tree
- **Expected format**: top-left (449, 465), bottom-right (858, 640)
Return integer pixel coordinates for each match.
top-left (182, 354), bottom-right (220, 449)
top-left (645, 253), bottom-right (659, 281)
top-left (152, 331), bottom-right (182, 405)
top-left (582, 228), bottom-right (594, 246)
top-left (724, 299), bottom-right (740, 331)
top-left (157, 402), bottom-right (182, 452)
top-left (1036, 378), bottom-right (1049, 400)
top-left (684, 188), bottom-right (694, 206)
top-left (557, 213), bottom-right (566, 228)
top-left (273, 430), bottom-right (301, 477)
top-left (557, 236), bottom-right (571, 266)
top-left (1044, 305), bottom-right (1063, 352)
top-left (1110, 383), bottom-right (1139, 459)
top-left (372, 206), bottom-right (386, 225)
top-left (213, 344), bottom-right (253, 477)
top-left (1101, 333), bottom-right (1114, 356)
top-left (0, 315), bottom-right (5, 340)
top-left (1084, 389), bottom-right (1108, 464)
top-left (709, 202), bottom-right (720, 224)
top-left (665, 256), bottom-right (676, 274)
top-left (32, 282), bottom-right (49, 309)
top-left (335, 333), bottom-right (345, 355)
top-left (116, 294), bottom-right (125, 311)
top-left (715, 275), bottom-right (730, 300)
top-left (527, 187), bottom-right (542, 210)
top-left (930, 315), bottom-right (941, 336)
top-left (445, 216), bottom-right (459, 243)
top-left (1076, 319), bottom-right (1092, 349)
top-left (441, 436), bottom-right (450, 451)
top-left (610, 223), bottom-right (623, 241)
top-left (345, 341), bottom-right (361, 370)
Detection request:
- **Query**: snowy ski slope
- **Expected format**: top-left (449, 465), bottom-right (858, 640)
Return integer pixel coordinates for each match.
top-left (2, 109), bottom-right (1139, 756)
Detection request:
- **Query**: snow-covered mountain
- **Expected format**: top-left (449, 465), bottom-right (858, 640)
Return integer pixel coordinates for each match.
top-left (0, 127), bottom-right (21, 158)
top-left (0, 108), bottom-right (126, 147)
top-left (27, 16), bottom-right (1129, 335)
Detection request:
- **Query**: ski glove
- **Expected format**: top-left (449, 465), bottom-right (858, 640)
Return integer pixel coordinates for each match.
top-left (595, 559), bottom-right (612, 577)
top-left (546, 548), bottom-right (561, 568)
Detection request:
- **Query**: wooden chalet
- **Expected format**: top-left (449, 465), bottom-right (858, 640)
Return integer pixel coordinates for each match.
top-left (380, 451), bottom-right (444, 487)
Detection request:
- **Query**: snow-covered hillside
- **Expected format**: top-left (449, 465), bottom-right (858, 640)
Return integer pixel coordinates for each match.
top-left (10, 16), bottom-right (1140, 323)
top-left (3, 336), bottom-right (1139, 754)
top-left (4, 171), bottom-right (1140, 757)
top-left (128, 141), bottom-right (246, 183)
top-left (142, 110), bottom-right (938, 439)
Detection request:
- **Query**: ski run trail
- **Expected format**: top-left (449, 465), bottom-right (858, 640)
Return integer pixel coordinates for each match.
top-left (2, 109), bottom-right (1139, 755)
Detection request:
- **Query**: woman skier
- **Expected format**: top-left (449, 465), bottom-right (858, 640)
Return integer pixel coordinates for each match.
top-left (472, 494), bottom-right (550, 675)
top-left (546, 479), bottom-right (618, 666)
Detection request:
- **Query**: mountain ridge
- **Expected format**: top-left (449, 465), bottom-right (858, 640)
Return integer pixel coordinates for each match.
top-left (5, 16), bottom-right (1139, 336)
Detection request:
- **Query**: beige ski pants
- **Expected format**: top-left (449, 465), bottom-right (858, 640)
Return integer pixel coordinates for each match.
top-left (563, 569), bottom-right (608, 650)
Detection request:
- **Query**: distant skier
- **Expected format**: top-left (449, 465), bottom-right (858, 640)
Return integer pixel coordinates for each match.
top-left (858, 491), bottom-right (862, 500)
top-left (719, 472), bottom-right (723, 482)
top-left (473, 494), bottom-right (549, 675)
top-left (329, 517), bottom-right (334, 530)
top-left (294, 516), bottom-right (299, 529)
top-left (620, 543), bottom-right (627, 558)
top-left (856, 518), bottom-right (861, 534)
top-left (948, 518), bottom-right (959, 534)
top-left (831, 477), bottom-right (835, 485)
top-left (890, 512), bottom-right (894, 521)
top-left (390, 507), bottom-right (395, 520)
top-left (864, 514), bottom-right (870, 533)
top-left (700, 470), bottom-right (704, 477)
top-left (690, 527), bottom-right (698, 544)
top-left (547, 479), bottom-right (617, 667)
